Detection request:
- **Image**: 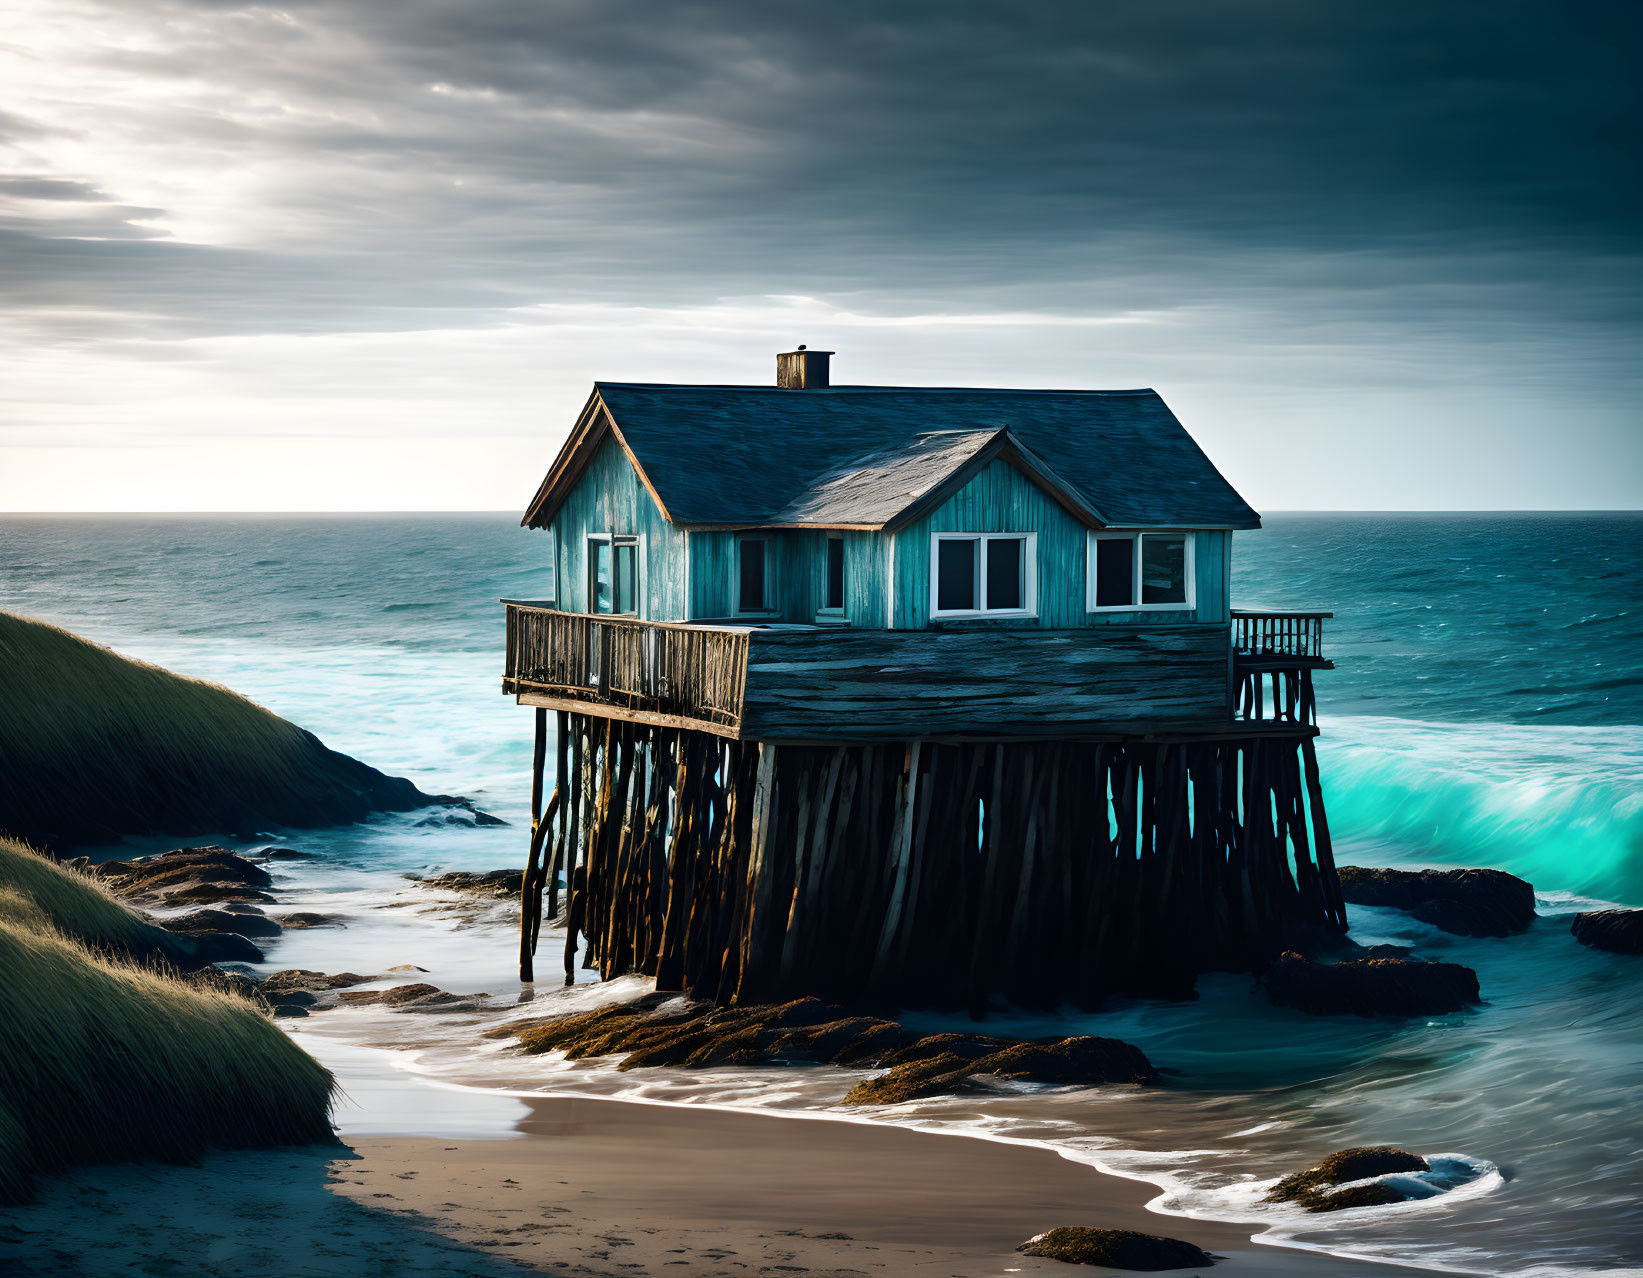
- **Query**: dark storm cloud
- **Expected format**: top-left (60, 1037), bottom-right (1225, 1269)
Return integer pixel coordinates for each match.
top-left (2, 0), bottom-right (1639, 338)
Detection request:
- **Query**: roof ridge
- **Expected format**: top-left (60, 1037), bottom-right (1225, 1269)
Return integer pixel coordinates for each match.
top-left (596, 382), bottom-right (1158, 396)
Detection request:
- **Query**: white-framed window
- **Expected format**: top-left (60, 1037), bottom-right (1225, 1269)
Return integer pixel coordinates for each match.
top-left (929, 532), bottom-right (1037, 619)
top-left (735, 535), bottom-right (772, 615)
top-left (1087, 531), bottom-right (1195, 612)
top-left (587, 533), bottom-right (642, 615)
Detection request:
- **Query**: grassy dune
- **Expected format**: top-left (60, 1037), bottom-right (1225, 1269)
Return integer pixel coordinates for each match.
top-left (0, 610), bottom-right (439, 843)
top-left (0, 838), bottom-right (336, 1203)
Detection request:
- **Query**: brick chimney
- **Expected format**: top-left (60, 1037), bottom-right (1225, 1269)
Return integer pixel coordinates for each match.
top-left (777, 346), bottom-right (832, 389)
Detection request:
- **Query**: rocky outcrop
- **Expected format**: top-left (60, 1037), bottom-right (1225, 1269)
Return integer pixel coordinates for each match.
top-left (162, 908), bottom-right (282, 939)
top-left (1017, 1227), bottom-right (1215, 1269)
top-left (337, 983), bottom-right (493, 1012)
top-left (1571, 909), bottom-right (1643, 955)
top-left (1266, 1146), bottom-right (1428, 1212)
top-left (271, 911), bottom-right (344, 929)
top-left (1265, 951), bottom-right (1480, 1017)
top-left (415, 869), bottom-right (519, 897)
top-left (1338, 866), bottom-right (1535, 937)
top-left (507, 993), bottom-right (1156, 1104)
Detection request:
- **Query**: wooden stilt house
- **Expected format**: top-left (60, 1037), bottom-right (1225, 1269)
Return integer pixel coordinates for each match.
top-left (504, 349), bottom-right (1339, 1009)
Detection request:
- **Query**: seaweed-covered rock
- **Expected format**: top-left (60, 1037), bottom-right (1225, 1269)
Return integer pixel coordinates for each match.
top-left (763, 1017), bottom-right (904, 1065)
top-left (974, 1036), bottom-right (1156, 1085)
top-left (1266, 1146), bottom-right (1428, 1213)
top-left (1265, 951), bottom-right (1479, 1017)
top-left (1017, 1227), bottom-right (1214, 1269)
top-left (880, 1032), bottom-right (1012, 1066)
top-left (154, 882), bottom-right (277, 905)
top-left (843, 1052), bottom-right (975, 1106)
top-left (1571, 909), bottom-right (1643, 955)
top-left (1338, 866), bottom-right (1535, 937)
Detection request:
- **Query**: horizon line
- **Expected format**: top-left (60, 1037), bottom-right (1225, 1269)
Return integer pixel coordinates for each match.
top-left (1, 507), bottom-right (1640, 517)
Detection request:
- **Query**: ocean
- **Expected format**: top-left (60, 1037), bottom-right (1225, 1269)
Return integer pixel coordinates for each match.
top-left (2, 511), bottom-right (1639, 1276)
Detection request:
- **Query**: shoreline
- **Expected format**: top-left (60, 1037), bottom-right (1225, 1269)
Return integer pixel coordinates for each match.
top-left (331, 1093), bottom-right (1446, 1276)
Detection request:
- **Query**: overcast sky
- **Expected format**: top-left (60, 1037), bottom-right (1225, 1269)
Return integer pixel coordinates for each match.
top-left (1, 0), bottom-right (1638, 511)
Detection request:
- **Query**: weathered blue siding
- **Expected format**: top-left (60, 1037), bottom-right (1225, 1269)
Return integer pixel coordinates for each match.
top-left (542, 446), bottom-right (1232, 630)
top-left (688, 529), bottom-right (887, 626)
top-left (543, 435), bottom-right (688, 620)
top-left (888, 458), bottom-right (1226, 629)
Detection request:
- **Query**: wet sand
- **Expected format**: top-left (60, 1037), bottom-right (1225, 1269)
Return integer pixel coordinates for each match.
top-left (1, 1091), bottom-right (1449, 1276)
top-left (332, 1095), bottom-right (1442, 1276)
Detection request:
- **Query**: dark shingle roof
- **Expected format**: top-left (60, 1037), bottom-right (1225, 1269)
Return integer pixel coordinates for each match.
top-left (570, 384), bottom-right (1258, 529)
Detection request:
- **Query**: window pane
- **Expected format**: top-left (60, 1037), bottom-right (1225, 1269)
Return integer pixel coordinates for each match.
top-left (1141, 535), bottom-right (1187, 605)
top-left (1094, 538), bottom-right (1135, 607)
top-left (985, 537), bottom-right (1023, 610)
top-left (590, 541), bottom-right (613, 614)
top-left (613, 543), bottom-right (638, 614)
top-left (738, 539), bottom-right (766, 612)
top-left (826, 537), bottom-right (845, 610)
top-left (936, 538), bottom-right (976, 612)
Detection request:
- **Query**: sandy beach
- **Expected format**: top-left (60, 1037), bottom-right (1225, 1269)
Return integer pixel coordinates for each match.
top-left (4, 1093), bottom-right (1443, 1277)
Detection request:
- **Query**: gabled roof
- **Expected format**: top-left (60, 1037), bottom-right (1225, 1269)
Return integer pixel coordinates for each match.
top-left (523, 384), bottom-right (1260, 531)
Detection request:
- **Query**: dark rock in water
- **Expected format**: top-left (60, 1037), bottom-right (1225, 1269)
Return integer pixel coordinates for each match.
top-left (184, 967), bottom-right (266, 1003)
top-left (337, 983), bottom-right (492, 1012)
top-left (104, 847), bottom-right (276, 890)
top-left (272, 912), bottom-right (344, 929)
top-left (1571, 909), bottom-right (1643, 955)
top-left (272, 1005), bottom-right (310, 1019)
top-left (161, 908), bottom-right (282, 939)
top-left (255, 846), bottom-right (314, 860)
top-left (1265, 951), bottom-right (1479, 1017)
top-left (266, 989), bottom-right (317, 1009)
top-left (262, 969), bottom-right (370, 994)
top-left (469, 809), bottom-right (506, 827)
top-left (155, 882), bottom-right (277, 905)
top-left (1338, 866), bottom-right (1536, 937)
top-left (181, 932), bottom-right (265, 964)
top-left (844, 1053), bottom-right (975, 1106)
top-left (1267, 1146), bottom-right (1429, 1213)
top-left (973, 1036), bottom-right (1158, 1085)
top-left (419, 869), bottom-right (518, 897)
top-left (1017, 1227), bottom-right (1215, 1269)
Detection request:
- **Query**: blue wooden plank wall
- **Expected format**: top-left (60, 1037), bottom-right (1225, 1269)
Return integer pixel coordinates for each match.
top-left (544, 435), bottom-right (689, 620)
top-left (547, 445), bottom-right (1233, 629)
top-left (688, 529), bottom-right (887, 625)
top-left (888, 458), bottom-right (1227, 629)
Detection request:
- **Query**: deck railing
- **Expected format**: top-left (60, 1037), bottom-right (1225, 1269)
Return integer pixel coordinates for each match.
top-left (503, 602), bottom-right (751, 734)
top-left (1232, 608), bottom-right (1330, 661)
top-left (1231, 609), bottom-right (1333, 726)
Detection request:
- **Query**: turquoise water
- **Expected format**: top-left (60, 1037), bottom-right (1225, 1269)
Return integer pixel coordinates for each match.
top-left (2, 511), bottom-right (1639, 1275)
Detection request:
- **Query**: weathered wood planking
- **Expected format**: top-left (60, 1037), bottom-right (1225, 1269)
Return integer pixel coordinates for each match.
top-left (541, 433), bottom-right (690, 618)
top-left (534, 434), bottom-right (1224, 631)
top-left (740, 623), bottom-right (1230, 740)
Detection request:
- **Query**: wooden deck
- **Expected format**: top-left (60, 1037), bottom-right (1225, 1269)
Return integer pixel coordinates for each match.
top-left (504, 602), bottom-right (1332, 740)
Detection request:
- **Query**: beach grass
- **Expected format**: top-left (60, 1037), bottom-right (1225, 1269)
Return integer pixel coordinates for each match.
top-left (0, 609), bottom-right (433, 843)
top-left (0, 835), bottom-right (155, 953)
top-left (0, 847), bottom-right (336, 1202)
